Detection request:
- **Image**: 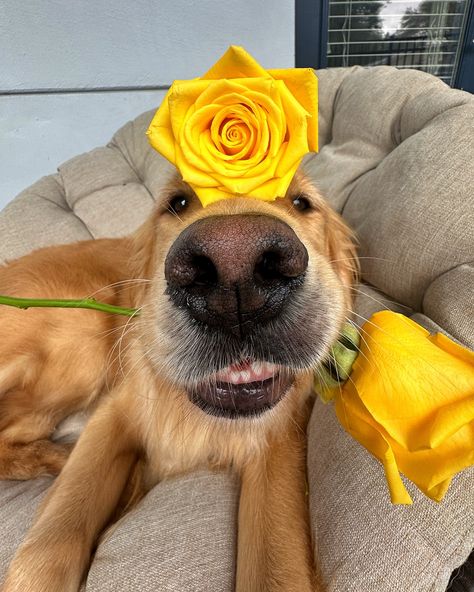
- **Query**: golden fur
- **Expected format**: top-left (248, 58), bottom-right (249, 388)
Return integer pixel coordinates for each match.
top-left (0, 172), bottom-right (357, 592)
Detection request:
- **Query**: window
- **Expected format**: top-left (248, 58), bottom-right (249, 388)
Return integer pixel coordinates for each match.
top-left (296, 0), bottom-right (474, 91)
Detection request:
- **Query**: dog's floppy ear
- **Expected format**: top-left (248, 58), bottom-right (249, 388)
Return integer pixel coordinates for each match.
top-left (289, 170), bottom-right (359, 291)
top-left (324, 206), bottom-right (359, 292)
top-left (129, 213), bottom-right (160, 275)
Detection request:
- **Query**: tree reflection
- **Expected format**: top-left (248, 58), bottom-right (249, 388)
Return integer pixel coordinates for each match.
top-left (329, 0), bottom-right (385, 66)
top-left (393, 0), bottom-right (463, 39)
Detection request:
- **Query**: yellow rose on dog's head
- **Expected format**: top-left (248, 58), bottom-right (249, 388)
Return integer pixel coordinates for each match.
top-left (146, 46), bottom-right (318, 206)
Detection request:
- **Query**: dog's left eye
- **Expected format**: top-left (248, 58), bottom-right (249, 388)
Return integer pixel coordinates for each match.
top-left (168, 193), bottom-right (189, 214)
top-left (292, 194), bottom-right (312, 212)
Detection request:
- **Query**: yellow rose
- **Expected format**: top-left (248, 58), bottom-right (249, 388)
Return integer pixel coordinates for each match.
top-left (146, 46), bottom-right (318, 206)
top-left (329, 311), bottom-right (474, 504)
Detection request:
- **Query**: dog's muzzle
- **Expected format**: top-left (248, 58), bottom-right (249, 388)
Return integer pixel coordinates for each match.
top-left (164, 213), bottom-right (306, 418)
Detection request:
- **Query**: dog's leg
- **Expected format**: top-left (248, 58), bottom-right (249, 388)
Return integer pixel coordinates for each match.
top-left (236, 413), bottom-right (317, 592)
top-left (2, 397), bottom-right (139, 592)
top-left (0, 439), bottom-right (72, 479)
top-left (0, 358), bottom-right (98, 480)
top-left (0, 392), bottom-right (74, 480)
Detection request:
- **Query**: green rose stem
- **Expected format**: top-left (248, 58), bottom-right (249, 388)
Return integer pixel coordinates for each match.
top-left (0, 295), bottom-right (138, 317)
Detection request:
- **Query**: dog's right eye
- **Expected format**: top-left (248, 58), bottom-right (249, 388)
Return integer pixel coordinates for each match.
top-left (292, 194), bottom-right (312, 212)
top-left (168, 193), bottom-right (189, 215)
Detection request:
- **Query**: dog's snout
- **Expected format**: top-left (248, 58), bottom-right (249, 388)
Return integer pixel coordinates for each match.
top-left (165, 215), bottom-right (308, 336)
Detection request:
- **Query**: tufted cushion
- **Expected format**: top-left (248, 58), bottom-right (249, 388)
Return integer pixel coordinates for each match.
top-left (305, 66), bottom-right (474, 348)
top-left (0, 66), bottom-right (472, 591)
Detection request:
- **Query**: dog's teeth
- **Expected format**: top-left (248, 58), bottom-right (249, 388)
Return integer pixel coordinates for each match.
top-left (230, 371), bottom-right (242, 383)
top-left (215, 361), bottom-right (279, 385)
top-left (240, 370), bottom-right (251, 382)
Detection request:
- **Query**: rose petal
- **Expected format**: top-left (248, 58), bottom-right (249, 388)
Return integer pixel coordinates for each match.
top-left (167, 79), bottom-right (212, 141)
top-left (210, 105), bottom-right (258, 160)
top-left (146, 86), bottom-right (182, 163)
top-left (202, 45), bottom-right (269, 80)
top-left (269, 68), bottom-right (319, 151)
top-left (180, 104), bottom-right (222, 174)
top-left (190, 184), bottom-right (235, 206)
top-left (272, 80), bottom-right (310, 177)
top-left (198, 101), bottom-right (274, 176)
top-left (243, 164), bottom-right (300, 200)
top-left (333, 311), bottom-right (474, 503)
top-left (174, 143), bottom-right (217, 187)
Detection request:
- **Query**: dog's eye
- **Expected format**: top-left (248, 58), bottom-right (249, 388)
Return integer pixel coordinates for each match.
top-left (168, 193), bottom-right (189, 214)
top-left (292, 194), bottom-right (312, 212)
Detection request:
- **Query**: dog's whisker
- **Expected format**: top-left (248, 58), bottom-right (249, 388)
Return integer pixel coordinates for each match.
top-left (329, 256), bottom-right (393, 264)
top-left (349, 285), bottom-right (412, 312)
top-left (103, 307), bottom-right (145, 389)
top-left (117, 308), bottom-right (144, 377)
top-left (86, 278), bottom-right (152, 300)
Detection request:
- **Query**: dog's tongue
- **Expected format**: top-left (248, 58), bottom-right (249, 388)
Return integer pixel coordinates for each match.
top-left (216, 359), bottom-right (279, 385)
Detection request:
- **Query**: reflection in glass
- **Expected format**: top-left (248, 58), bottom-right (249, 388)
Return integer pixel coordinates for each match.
top-left (327, 0), bottom-right (471, 85)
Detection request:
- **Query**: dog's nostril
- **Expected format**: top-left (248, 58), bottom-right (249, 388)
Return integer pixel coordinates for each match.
top-left (254, 251), bottom-right (284, 283)
top-left (254, 245), bottom-right (308, 284)
top-left (192, 255), bottom-right (218, 286)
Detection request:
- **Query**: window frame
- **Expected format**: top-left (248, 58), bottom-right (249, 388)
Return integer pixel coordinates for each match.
top-left (455, 3), bottom-right (474, 91)
top-left (295, 0), bottom-right (474, 92)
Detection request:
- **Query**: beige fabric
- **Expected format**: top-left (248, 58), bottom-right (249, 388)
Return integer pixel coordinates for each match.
top-left (0, 66), bottom-right (473, 591)
top-left (423, 264), bottom-right (474, 350)
top-left (0, 478), bottom-right (52, 581)
top-left (85, 472), bottom-right (238, 592)
top-left (308, 400), bottom-right (474, 592)
top-left (0, 175), bottom-right (92, 262)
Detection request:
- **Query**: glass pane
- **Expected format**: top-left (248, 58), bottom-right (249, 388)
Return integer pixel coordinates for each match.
top-left (327, 0), bottom-right (472, 85)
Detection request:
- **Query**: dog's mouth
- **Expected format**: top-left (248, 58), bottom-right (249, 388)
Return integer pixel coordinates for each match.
top-left (187, 358), bottom-right (294, 419)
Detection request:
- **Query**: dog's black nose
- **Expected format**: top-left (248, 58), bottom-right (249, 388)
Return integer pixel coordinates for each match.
top-left (165, 214), bottom-right (308, 336)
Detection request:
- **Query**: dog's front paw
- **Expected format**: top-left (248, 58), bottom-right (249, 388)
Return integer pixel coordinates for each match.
top-left (2, 543), bottom-right (83, 592)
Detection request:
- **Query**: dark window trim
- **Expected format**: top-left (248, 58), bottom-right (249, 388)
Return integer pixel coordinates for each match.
top-left (295, 0), bottom-right (328, 68)
top-left (454, 1), bottom-right (474, 92)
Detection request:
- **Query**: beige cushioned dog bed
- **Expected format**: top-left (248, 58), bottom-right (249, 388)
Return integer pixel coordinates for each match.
top-left (0, 66), bottom-right (473, 591)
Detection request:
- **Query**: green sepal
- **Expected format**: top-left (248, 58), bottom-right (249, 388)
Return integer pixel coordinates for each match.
top-left (314, 322), bottom-right (360, 403)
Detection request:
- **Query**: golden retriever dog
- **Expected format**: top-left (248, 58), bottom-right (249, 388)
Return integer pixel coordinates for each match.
top-left (0, 171), bottom-right (357, 592)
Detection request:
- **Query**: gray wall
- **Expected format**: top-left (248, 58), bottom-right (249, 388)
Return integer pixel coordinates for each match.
top-left (1, 0), bottom-right (294, 210)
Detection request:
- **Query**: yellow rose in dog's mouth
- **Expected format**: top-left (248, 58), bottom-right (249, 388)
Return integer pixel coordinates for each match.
top-left (146, 46), bottom-right (318, 206)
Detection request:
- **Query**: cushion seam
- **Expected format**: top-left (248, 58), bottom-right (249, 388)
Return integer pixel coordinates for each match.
top-left (422, 261), bottom-right (474, 314)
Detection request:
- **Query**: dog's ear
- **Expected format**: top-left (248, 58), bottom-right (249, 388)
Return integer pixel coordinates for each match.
top-left (130, 216), bottom-right (156, 276)
top-left (324, 207), bottom-right (359, 292)
top-left (122, 214), bottom-right (159, 306)
top-left (288, 171), bottom-right (359, 292)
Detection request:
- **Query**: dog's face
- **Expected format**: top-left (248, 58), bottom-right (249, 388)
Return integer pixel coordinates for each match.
top-left (134, 171), bottom-right (356, 422)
